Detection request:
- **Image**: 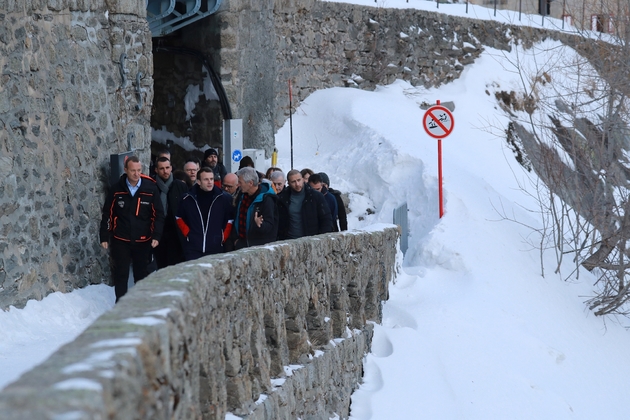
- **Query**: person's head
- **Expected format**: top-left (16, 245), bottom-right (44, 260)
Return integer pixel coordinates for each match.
top-left (197, 167), bottom-right (215, 192)
top-left (184, 158), bottom-right (200, 181)
top-left (173, 169), bottom-right (193, 188)
top-left (287, 169), bottom-right (304, 193)
top-left (156, 149), bottom-right (171, 161)
top-left (236, 167), bottom-right (259, 195)
top-left (308, 173), bottom-right (323, 193)
top-left (203, 148), bottom-right (219, 168)
top-left (239, 156), bottom-right (255, 169)
top-left (155, 156), bottom-right (172, 182)
top-left (222, 172), bottom-right (239, 195)
top-left (300, 168), bottom-right (314, 184)
top-left (270, 170), bottom-right (285, 193)
top-left (318, 172), bottom-right (330, 188)
top-left (265, 167), bottom-right (281, 180)
top-left (124, 156), bottom-right (142, 185)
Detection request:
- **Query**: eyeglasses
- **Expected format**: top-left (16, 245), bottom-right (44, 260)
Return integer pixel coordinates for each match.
top-left (223, 184), bottom-right (237, 190)
top-left (273, 182), bottom-right (284, 187)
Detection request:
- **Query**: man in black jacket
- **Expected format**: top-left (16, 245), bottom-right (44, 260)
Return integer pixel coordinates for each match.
top-left (318, 172), bottom-right (348, 231)
top-left (152, 156), bottom-right (188, 268)
top-left (100, 156), bottom-right (165, 302)
top-left (277, 169), bottom-right (332, 240)
top-left (176, 168), bottom-right (235, 260)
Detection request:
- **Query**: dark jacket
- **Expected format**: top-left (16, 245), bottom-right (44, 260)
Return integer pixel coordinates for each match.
top-left (154, 175), bottom-right (188, 237)
top-left (230, 182), bottom-right (279, 249)
top-left (210, 162), bottom-right (228, 188)
top-left (100, 174), bottom-right (165, 244)
top-left (321, 186), bottom-right (338, 231)
top-left (152, 175), bottom-right (189, 267)
top-left (329, 188), bottom-right (348, 231)
top-left (176, 184), bottom-right (235, 260)
top-left (277, 184), bottom-right (332, 239)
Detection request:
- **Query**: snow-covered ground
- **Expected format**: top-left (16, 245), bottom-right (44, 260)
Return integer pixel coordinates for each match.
top-left (3, 1), bottom-right (630, 418)
top-left (0, 284), bottom-right (114, 390)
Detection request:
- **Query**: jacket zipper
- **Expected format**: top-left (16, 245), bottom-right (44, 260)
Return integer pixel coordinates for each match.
top-left (193, 194), bottom-right (221, 253)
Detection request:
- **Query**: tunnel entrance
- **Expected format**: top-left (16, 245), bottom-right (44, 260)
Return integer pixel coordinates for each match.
top-left (147, 0), bottom-right (230, 171)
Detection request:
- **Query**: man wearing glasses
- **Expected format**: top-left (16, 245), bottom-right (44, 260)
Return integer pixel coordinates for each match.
top-left (183, 158), bottom-right (200, 186)
top-left (222, 172), bottom-right (239, 198)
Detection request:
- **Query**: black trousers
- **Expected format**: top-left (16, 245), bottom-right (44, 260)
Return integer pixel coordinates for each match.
top-left (110, 239), bottom-right (152, 301)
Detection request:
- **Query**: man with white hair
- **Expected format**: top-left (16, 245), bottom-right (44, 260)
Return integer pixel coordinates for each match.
top-left (269, 170), bottom-right (285, 194)
top-left (228, 167), bottom-right (279, 250)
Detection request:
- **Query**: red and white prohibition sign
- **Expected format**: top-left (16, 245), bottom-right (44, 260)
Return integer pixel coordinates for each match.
top-left (423, 102), bottom-right (455, 218)
top-left (423, 105), bottom-right (455, 139)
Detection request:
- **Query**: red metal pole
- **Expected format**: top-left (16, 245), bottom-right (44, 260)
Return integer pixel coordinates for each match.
top-left (438, 139), bottom-right (443, 218)
top-left (436, 100), bottom-right (444, 218)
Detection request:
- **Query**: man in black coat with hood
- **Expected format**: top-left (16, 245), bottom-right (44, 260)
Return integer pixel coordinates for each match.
top-left (277, 169), bottom-right (332, 240)
top-left (100, 156), bottom-right (165, 302)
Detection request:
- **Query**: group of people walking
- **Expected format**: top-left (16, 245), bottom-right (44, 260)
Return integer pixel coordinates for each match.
top-left (99, 148), bottom-right (347, 301)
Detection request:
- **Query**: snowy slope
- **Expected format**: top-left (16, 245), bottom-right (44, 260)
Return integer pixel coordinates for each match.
top-left (273, 39), bottom-right (630, 419)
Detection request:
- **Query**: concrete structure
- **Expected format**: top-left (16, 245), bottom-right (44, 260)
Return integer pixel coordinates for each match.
top-left (0, 227), bottom-right (400, 419)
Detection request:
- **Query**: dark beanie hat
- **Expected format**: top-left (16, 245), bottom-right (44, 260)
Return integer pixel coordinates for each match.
top-left (203, 148), bottom-right (218, 161)
top-left (318, 172), bottom-right (330, 186)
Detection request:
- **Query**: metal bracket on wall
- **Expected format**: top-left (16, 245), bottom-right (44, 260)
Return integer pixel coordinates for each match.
top-left (135, 72), bottom-right (144, 111)
top-left (148, 0), bottom-right (222, 37)
top-left (127, 132), bottom-right (135, 150)
top-left (119, 53), bottom-right (129, 89)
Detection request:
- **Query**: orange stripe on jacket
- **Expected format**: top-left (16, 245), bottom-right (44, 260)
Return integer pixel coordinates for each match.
top-left (176, 217), bottom-right (190, 237)
top-left (222, 220), bottom-right (233, 243)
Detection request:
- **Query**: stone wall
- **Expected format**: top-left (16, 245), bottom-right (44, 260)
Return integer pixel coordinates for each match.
top-left (0, 0), bottom-right (153, 308)
top-left (272, 2), bottom-right (583, 129)
top-left (0, 227), bottom-right (400, 420)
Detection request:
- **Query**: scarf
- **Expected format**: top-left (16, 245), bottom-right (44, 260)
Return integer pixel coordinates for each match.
top-left (155, 174), bottom-right (173, 214)
top-left (238, 192), bottom-right (254, 239)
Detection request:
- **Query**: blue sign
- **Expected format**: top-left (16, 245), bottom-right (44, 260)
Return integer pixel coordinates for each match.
top-left (232, 149), bottom-right (242, 162)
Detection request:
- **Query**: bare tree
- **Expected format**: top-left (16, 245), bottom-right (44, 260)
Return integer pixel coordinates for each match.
top-left (495, 32), bottom-right (630, 316)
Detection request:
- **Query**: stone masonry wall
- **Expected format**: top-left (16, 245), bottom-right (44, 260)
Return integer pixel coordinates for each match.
top-left (0, 227), bottom-right (399, 420)
top-left (272, 1), bottom-right (584, 129)
top-left (0, 0), bottom-right (153, 308)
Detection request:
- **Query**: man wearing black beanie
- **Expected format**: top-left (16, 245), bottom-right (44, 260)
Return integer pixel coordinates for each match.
top-left (203, 148), bottom-right (228, 188)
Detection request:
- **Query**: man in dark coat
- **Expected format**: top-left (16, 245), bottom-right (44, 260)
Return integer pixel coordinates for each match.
top-left (319, 172), bottom-right (348, 231)
top-left (229, 167), bottom-right (279, 250)
top-left (152, 156), bottom-right (188, 268)
top-left (308, 173), bottom-right (337, 232)
top-left (277, 169), bottom-right (332, 240)
top-left (176, 167), bottom-right (235, 260)
top-left (100, 156), bottom-right (165, 302)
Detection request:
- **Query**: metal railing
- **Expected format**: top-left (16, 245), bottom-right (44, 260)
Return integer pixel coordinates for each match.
top-left (147, 0), bottom-right (222, 37)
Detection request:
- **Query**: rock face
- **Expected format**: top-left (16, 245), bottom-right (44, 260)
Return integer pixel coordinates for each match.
top-left (0, 1), bottom-right (153, 308)
top-left (0, 227), bottom-right (400, 420)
